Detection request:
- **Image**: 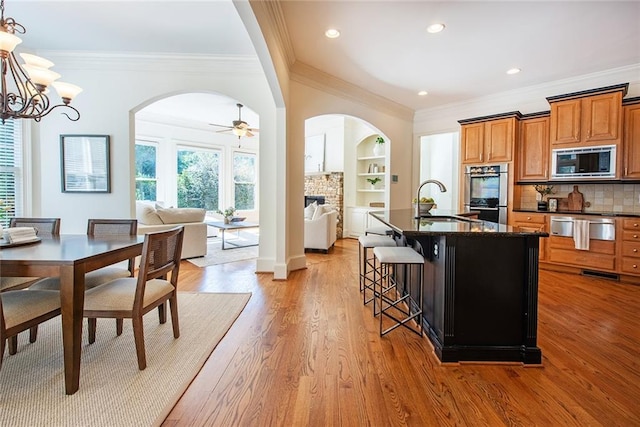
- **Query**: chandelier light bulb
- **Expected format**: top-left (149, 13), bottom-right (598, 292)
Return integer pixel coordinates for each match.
top-left (0, 0), bottom-right (81, 121)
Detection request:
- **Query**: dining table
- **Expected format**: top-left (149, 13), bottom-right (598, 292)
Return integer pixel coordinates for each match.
top-left (0, 234), bottom-right (144, 395)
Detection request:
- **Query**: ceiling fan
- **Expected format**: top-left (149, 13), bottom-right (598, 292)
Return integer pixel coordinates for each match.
top-left (209, 103), bottom-right (259, 139)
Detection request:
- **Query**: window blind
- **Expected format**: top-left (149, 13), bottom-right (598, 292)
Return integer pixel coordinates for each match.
top-left (0, 120), bottom-right (23, 224)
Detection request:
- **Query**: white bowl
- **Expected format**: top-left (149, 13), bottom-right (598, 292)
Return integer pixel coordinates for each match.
top-left (413, 202), bottom-right (434, 215)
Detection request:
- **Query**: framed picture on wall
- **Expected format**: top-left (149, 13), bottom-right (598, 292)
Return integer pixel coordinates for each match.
top-left (60, 134), bottom-right (111, 193)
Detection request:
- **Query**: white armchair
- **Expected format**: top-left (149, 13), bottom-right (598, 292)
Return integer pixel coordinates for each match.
top-left (304, 208), bottom-right (338, 252)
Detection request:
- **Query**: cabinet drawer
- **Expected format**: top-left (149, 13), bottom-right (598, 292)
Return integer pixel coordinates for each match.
top-left (621, 257), bottom-right (640, 275)
top-left (622, 218), bottom-right (640, 230)
top-left (623, 230), bottom-right (640, 241)
top-left (622, 241), bottom-right (640, 258)
top-left (549, 235), bottom-right (615, 255)
top-left (549, 248), bottom-right (615, 271)
top-left (511, 212), bottom-right (546, 224)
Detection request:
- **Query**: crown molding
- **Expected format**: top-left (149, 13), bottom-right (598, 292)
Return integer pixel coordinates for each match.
top-left (31, 51), bottom-right (264, 74)
top-left (290, 61), bottom-right (414, 122)
top-left (414, 63), bottom-right (640, 134)
top-left (249, 0), bottom-right (296, 68)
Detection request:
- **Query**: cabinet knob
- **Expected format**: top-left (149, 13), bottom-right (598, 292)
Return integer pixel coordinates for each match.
top-left (634, 265), bottom-right (638, 269)
top-left (635, 235), bottom-right (639, 239)
top-left (634, 248), bottom-right (638, 253)
top-left (634, 223), bottom-right (639, 228)
top-left (527, 216), bottom-right (531, 220)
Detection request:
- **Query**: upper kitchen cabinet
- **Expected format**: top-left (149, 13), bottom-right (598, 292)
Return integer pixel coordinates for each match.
top-left (459, 112), bottom-right (521, 165)
top-left (517, 112), bottom-right (550, 182)
top-left (547, 83), bottom-right (627, 147)
top-left (622, 98), bottom-right (640, 179)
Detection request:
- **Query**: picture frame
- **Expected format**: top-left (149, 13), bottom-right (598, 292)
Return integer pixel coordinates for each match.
top-left (60, 135), bottom-right (111, 193)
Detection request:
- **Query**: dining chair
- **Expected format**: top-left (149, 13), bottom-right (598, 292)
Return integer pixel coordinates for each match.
top-left (83, 226), bottom-right (184, 370)
top-left (9, 217), bottom-right (61, 238)
top-left (30, 219), bottom-right (139, 336)
top-left (0, 289), bottom-right (61, 371)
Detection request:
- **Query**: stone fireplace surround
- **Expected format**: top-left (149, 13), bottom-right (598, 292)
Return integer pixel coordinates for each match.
top-left (304, 172), bottom-right (343, 239)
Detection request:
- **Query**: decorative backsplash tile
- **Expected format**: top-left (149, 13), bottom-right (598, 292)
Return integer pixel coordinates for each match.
top-left (518, 183), bottom-right (640, 214)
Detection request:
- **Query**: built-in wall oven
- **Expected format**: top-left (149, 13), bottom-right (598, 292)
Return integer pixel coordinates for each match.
top-left (464, 163), bottom-right (509, 224)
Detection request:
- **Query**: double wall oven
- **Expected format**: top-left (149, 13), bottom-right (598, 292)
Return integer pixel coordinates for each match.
top-left (464, 163), bottom-right (509, 224)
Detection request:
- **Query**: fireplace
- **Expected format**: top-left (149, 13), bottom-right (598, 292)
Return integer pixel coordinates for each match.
top-left (304, 195), bottom-right (326, 207)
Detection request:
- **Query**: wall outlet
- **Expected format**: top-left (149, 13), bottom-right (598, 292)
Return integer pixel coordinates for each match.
top-left (392, 174), bottom-right (399, 183)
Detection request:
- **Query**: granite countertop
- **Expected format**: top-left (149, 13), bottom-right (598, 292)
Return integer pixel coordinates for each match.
top-left (513, 208), bottom-right (640, 218)
top-left (370, 209), bottom-right (548, 237)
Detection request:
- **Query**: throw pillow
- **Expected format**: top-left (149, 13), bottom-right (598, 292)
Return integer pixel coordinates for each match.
top-left (304, 201), bottom-right (317, 220)
top-left (312, 204), bottom-right (328, 220)
top-left (136, 202), bottom-right (163, 225)
top-left (156, 207), bottom-right (206, 224)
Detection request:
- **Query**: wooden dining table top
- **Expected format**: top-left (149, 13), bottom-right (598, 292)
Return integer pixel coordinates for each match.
top-left (0, 233), bottom-right (145, 395)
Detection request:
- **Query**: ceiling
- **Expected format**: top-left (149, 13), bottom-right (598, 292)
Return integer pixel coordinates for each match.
top-left (7, 0), bottom-right (640, 119)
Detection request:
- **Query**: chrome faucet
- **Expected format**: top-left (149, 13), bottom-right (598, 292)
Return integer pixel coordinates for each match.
top-left (415, 179), bottom-right (447, 218)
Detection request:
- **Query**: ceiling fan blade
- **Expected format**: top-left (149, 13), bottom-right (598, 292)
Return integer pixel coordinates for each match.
top-left (247, 127), bottom-right (259, 133)
top-left (209, 123), bottom-right (233, 129)
top-left (245, 130), bottom-right (255, 138)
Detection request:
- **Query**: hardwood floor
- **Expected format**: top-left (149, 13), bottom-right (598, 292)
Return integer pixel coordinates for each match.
top-left (163, 238), bottom-right (640, 426)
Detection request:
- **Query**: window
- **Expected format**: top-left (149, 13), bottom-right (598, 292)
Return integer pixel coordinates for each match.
top-left (233, 152), bottom-right (256, 210)
top-left (177, 147), bottom-right (220, 210)
top-left (135, 142), bottom-right (157, 201)
top-left (0, 120), bottom-right (23, 227)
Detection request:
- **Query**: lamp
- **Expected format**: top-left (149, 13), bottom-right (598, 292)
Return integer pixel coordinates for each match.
top-left (0, 0), bottom-right (81, 122)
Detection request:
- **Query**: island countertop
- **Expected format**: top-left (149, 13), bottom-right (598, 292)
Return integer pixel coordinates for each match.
top-left (370, 208), bottom-right (548, 238)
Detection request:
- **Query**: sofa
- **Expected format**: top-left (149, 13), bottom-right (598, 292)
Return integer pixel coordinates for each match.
top-left (304, 202), bottom-right (338, 252)
top-left (136, 202), bottom-right (207, 259)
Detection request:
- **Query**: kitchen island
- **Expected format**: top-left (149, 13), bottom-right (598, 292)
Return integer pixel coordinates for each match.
top-left (370, 209), bottom-right (547, 365)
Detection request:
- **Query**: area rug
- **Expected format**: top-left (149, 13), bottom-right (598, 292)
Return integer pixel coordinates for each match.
top-left (0, 292), bottom-right (251, 427)
top-left (188, 234), bottom-right (258, 267)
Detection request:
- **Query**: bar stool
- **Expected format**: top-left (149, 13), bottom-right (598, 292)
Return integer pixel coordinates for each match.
top-left (364, 226), bottom-right (393, 236)
top-left (358, 235), bottom-right (396, 306)
top-left (372, 246), bottom-right (424, 337)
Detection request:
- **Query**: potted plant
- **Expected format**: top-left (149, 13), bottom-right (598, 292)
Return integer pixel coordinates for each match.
top-left (373, 136), bottom-right (385, 156)
top-left (366, 177), bottom-right (382, 189)
top-left (216, 206), bottom-right (237, 224)
top-left (533, 185), bottom-right (555, 211)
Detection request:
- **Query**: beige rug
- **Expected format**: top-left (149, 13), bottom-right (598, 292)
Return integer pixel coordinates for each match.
top-left (188, 236), bottom-right (258, 267)
top-left (0, 292), bottom-right (251, 427)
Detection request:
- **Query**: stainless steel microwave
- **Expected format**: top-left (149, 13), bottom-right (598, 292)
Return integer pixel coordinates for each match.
top-left (551, 145), bottom-right (616, 179)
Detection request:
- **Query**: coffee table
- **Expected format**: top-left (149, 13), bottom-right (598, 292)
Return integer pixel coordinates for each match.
top-left (206, 221), bottom-right (259, 250)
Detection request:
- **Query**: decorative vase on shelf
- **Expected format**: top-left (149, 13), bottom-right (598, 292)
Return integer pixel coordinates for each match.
top-left (373, 142), bottom-right (384, 157)
top-left (223, 217), bottom-right (230, 224)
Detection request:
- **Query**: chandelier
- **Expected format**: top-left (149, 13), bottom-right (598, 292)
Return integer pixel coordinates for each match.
top-left (0, 0), bottom-right (81, 122)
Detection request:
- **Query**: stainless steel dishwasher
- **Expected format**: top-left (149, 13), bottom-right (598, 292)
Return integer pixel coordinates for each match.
top-left (550, 216), bottom-right (615, 241)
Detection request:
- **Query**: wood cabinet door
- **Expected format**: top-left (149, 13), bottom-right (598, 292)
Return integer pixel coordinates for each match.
top-left (484, 118), bottom-right (514, 162)
top-left (550, 99), bottom-right (581, 145)
top-left (518, 117), bottom-right (549, 181)
top-left (583, 92), bottom-right (622, 143)
top-left (461, 123), bottom-right (484, 164)
top-left (623, 104), bottom-right (640, 178)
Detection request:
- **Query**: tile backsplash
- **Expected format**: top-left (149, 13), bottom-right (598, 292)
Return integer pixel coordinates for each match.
top-left (519, 183), bottom-right (640, 214)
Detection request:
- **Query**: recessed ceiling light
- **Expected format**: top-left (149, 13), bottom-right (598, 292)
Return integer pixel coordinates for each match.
top-left (325, 28), bottom-right (340, 39)
top-left (426, 23), bottom-right (445, 34)
top-left (418, 90), bottom-right (428, 96)
top-left (506, 68), bottom-right (521, 75)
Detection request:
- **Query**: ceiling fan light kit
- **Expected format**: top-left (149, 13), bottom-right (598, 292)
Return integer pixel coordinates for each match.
top-left (209, 103), bottom-right (259, 142)
top-left (0, 0), bottom-right (82, 122)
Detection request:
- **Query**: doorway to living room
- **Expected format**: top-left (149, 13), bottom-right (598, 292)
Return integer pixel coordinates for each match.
top-left (134, 92), bottom-right (260, 225)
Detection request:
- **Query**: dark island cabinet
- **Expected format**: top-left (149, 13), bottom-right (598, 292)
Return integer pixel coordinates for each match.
top-left (408, 234), bottom-right (542, 365)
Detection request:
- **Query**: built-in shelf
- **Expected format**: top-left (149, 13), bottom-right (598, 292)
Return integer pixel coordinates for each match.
top-left (358, 189), bottom-right (385, 193)
top-left (357, 155), bottom-right (386, 161)
top-left (358, 172), bottom-right (385, 177)
top-left (305, 171), bottom-right (332, 176)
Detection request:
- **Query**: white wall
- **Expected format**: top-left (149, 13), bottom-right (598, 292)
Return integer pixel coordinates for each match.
top-left (419, 132), bottom-right (459, 211)
top-left (28, 53), bottom-right (278, 269)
